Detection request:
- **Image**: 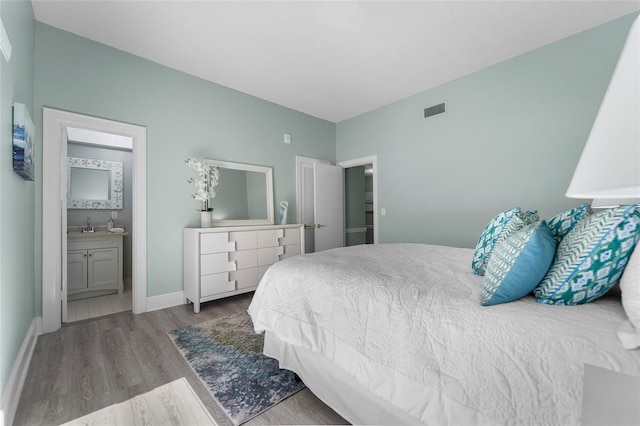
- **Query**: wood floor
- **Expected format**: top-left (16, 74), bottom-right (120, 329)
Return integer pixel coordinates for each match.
top-left (14, 293), bottom-right (348, 426)
top-left (66, 282), bottom-right (132, 323)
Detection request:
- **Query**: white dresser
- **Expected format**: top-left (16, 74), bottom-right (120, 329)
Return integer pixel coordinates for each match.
top-left (184, 224), bottom-right (304, 313)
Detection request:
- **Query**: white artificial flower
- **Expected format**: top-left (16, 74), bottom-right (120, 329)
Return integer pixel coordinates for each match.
top-left (185, 158), bottom-right (220, 211)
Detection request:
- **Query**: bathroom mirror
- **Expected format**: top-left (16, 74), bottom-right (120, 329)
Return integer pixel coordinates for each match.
top-left (67, 156), bottom-right (123, 209)
top-left (203, 159), bottom-right (274, 226)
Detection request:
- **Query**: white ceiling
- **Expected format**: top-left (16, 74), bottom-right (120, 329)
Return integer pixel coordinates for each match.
top-left (31, 1), bottom-right (640, 123)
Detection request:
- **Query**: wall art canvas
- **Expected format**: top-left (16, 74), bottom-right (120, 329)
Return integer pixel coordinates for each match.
top-left (13, 103), bottom-right (35, 181)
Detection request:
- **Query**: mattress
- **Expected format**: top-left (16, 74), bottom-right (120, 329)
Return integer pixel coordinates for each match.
top-left (248, 243), bottom-right (640, 425)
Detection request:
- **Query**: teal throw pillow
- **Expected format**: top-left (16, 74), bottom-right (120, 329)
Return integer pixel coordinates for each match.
top-left (472, 208), bottom-right (539, 276)
top-left (535, 205), bottom-right (640, 305)
top-left (482, 220), bottom-right (557, 306)
top-left (547, 203), bottom-right (592, 243)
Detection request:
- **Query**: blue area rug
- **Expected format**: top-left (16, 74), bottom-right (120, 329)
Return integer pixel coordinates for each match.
top-left (168, 312), bottom-right (305, 425)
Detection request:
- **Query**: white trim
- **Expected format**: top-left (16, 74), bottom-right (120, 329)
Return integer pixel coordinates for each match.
top-left (42, 108), bottom-right (147, 334)
top-left (1, 317), bottom-right (41, 426)
top-left (337, 155), bottom-right (379, 244)
top-left (147, 291), bottom-right (185, 312)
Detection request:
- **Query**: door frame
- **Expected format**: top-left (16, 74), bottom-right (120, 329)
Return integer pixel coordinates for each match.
top-left (337, 155), bottom-right (379, 244)
top-left (42, 108), bottom-right (147, 333)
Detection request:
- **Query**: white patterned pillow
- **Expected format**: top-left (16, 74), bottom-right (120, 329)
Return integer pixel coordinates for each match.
top-left (547, 203), bottom-right (592, 243)
top-left (535, 205), bottom-right (640, 305)
top-left (617, 244), bottom-right (640, 349)
top-left (482, 220), bottom-right (557, 306)
top-left (472, 208), bottom-right (539, 276)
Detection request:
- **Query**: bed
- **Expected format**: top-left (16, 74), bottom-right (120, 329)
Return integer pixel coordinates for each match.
top-left (248, 243), bottom-right (640, 425)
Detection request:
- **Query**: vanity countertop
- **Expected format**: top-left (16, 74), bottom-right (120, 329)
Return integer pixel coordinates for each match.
top-left (67, 230), bottom-right (129, 238)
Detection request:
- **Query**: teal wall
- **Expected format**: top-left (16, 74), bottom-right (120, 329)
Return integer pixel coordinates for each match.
top-left (337, 12), bottom-right (639, 248)
top-left (0, 0), bottom-right (35, 394)
top-left (33, 23), bottom-right (336, 299)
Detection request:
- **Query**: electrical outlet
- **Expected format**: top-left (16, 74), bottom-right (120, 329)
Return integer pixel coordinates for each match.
top-left (111, 211), bottom-right (118, 220)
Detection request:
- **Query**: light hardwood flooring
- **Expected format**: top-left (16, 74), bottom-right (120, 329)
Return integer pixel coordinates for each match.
top-left (14, 293), bottom-right (348, 426)
top-left (66, 286), bottom-right (132, 323)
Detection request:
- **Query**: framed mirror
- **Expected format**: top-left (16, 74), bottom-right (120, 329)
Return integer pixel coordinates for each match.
top-left (67, 156), bottom-right (123, 209)
top-left (203, 159), bottom-right (274, 226)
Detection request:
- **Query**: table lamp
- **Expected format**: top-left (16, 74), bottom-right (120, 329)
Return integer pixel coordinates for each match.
top-left (566, 15), bottom-right (640, 207)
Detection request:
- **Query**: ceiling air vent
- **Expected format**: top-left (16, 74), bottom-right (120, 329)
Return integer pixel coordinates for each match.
top-left (424, 102), bottom-right (446, 119)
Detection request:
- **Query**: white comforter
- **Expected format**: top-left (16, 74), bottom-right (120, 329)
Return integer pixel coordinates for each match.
top-left (248, 244), bottom-right (640, 425)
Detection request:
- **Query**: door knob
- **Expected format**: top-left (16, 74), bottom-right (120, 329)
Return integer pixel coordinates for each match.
top-left (304, 224), bottom-right (314, 229)
top-left (315, 224), bottom-right (325, 229)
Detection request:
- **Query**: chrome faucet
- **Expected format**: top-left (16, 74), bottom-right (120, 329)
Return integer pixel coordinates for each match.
top-left (83, 217), bottom-right (94, 233)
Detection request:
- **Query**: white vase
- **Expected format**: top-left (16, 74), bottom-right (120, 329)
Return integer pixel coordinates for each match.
top-left (200, 211), bottom-right (212, 228)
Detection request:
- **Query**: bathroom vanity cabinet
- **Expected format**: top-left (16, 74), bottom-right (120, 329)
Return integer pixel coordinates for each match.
top-left (67, 232), bottom-right (125, 301)
top-left (184, 224), bottom-right (304, 313)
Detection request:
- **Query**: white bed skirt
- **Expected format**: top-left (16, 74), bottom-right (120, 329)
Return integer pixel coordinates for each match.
top-left (264, 331), bottom-right (421, 425)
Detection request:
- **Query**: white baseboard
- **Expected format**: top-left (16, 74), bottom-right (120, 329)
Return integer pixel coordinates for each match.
top-left (1, 317), bottom-right (41, 426)
top-left (147, 291), bottom-right (184, 312)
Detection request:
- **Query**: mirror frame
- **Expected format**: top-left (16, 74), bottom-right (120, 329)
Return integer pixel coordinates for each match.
top-left (67, 156), bottom-right (123, 209)
top-left (203, 159), bottom-right (274, 226)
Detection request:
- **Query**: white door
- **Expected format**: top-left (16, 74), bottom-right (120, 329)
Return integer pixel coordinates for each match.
top-left (313, 163), bottom-right (345, 252)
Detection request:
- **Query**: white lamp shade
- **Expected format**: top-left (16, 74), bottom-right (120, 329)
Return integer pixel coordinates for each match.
top-left (566, 15), bottom-right (640, 201)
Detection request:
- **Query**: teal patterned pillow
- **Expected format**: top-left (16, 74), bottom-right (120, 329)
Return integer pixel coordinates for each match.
top-left (482, 220), bottom-right (557, 306)
top-left (472, 208), bottom-right (539, 276)
top-left (535, 205), bottom-right (640, 305)
top-left (547, 203), bottom-right (592, 243)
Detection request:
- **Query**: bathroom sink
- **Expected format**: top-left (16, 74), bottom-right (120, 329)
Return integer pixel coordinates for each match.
top-left (67, 230), bottom-right (127, 238)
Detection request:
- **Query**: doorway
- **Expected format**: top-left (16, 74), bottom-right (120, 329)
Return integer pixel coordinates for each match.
top-left (338, 155), bottom-right (378, 246)
top-left (296, 155), bottom-right (378, 253)
top-left (65, 132), bottom-right (133, 322)
top-left (344, 164), bottom-right (375, 246)
top-left (42, 108), bottom-right (147, 333)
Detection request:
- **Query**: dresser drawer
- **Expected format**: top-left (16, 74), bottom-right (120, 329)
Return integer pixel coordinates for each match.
top-left (281, 244), bottom-right (301, 260)
top-left (229, 249), bottom-right (258, 270)
top-left (201, 272), bottom-right (235, 297)
top-left (257, 229), bottom-right (283, 248)
top-left (200, 252), bottom-right (236, 276)
top-left (200, 233), bottom-right (235, 254)
top-left (230, 268), bottom-right (258, 290)
top-left (229, 231), bottom-right (257, 250)
top-left (258, 246), bottom-right (284, 266)
top-left (279, 228), bottom-right (301, 246)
